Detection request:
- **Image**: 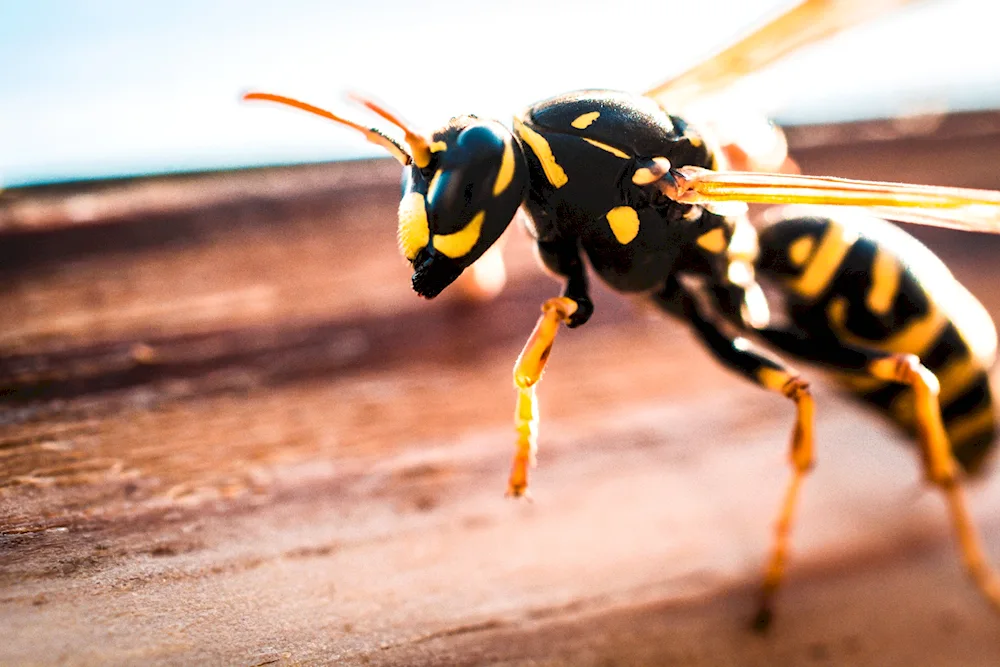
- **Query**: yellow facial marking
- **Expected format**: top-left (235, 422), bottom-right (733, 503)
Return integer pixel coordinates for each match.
top-left (582, 137), bottom-right (629, 159)
top-left (696, 227), bottom-right (727, 254)
top-left (492, 137), bottom-right (515, 196)
top-left (606, 206), bottom-right (640, 244)
top-left (397, 192), bottom-right (430, 260)
top-left (427, 169), bottom-right (443, 202)
top-left (686, 133), bottom-right (704, 148)
top-left (571, 112), bottom-right (600, 129)
top-left (430, 140), bottom-right (448, 153)
top-left (433, 210), bottom-right (485, 258)
top-left (787, 235), bottom-right (815, 267)
top-left (788, 222), bottom-right (857, 300)
top-left (513, 117), bottom-right (568, 188)
top-left (866, 249), bottom-right (901, 314)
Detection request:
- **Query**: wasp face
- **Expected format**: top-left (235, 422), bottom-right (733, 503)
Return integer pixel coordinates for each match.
top-left (397, 116), bottom-right (529, 298)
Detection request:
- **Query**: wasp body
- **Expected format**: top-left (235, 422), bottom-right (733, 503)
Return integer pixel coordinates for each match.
top-left (244, 0), bottom-right (1000, 630)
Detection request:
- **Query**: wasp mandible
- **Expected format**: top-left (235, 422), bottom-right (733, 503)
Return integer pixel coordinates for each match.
top-left (244, 0), bottom-right (1000, 630)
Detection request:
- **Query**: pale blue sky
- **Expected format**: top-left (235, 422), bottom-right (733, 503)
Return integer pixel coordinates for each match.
top-left (1, 0), bottom-right (997, 186)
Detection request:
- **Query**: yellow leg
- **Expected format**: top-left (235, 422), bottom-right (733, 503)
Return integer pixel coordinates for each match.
top-left (754, 374), bottom-right (815, 632)
top-left (506, 297), bottom-right (577, 498)
top-left (869, 354), bottom-right (1000, 611)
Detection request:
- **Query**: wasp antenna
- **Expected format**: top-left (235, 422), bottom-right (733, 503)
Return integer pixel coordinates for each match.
top-left (347, 92), bottom-right (432, 169)
top-left (242, 91), bottom-right (411, 166)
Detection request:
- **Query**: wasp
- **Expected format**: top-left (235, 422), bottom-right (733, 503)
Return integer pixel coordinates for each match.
top-left (244, 0), bottom-right (1000, 629)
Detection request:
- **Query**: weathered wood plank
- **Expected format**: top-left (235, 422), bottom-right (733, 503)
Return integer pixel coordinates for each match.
top-left (3, 112), bottom-right (1000, 665)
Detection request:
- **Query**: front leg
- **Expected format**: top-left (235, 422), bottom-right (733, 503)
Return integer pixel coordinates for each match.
top-left (655, 279), bottom-right (815, 631)
top-left (507, 297), bottom-right (578, 497)
top-left (536, 238), bottom-right (593, 328)
top-left (507, 237), bottom-right (592, 497)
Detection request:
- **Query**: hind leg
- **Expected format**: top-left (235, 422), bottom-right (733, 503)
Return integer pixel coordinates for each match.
top-left (655, 280), bottom-right (815, 631)
top-left (761, 328), bottom-right (1000, 611)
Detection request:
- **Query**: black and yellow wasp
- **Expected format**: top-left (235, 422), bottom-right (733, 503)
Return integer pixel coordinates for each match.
top-left (244, 0), bottom-right (1000, 629)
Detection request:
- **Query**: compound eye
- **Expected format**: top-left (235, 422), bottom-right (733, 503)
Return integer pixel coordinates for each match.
top-left (441, 124), bottom-right (505, 170)
top-left (427, 125), bottom-right (506, 223)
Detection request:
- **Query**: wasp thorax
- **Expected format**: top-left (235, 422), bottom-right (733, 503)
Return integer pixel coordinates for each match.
top-left (397, 116), bottom-right (530, 298)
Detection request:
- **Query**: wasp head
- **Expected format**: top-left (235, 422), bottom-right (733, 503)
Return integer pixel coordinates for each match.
top-left (243, 92), bottom-right (529, 299)
top-left (399, 116), bottom-right (529, 298)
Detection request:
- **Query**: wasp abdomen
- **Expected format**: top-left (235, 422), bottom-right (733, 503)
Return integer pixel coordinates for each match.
top-left (757, 213), bottom-right (998, 473)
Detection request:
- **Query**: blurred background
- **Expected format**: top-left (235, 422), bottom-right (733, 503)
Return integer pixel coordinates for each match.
top-left (2, 0), bottom-right (998, 186)
top-left (5, 2), bottom-right (1000, 665)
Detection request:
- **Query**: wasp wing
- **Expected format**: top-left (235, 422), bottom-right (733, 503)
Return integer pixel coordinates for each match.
top-left (645, 0), bottom-right (916, 110)
top-left (663, 167), bottom-right (1000, 234)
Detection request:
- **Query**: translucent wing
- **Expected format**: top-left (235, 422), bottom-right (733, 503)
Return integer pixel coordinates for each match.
top-left (645, 0), bottom-right (916, 110)
top-left (662, 167), bottom-right (1000, 234)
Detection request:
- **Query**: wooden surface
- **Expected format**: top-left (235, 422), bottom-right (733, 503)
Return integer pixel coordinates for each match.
top-left (4, 113), bottom-right (1000, 665)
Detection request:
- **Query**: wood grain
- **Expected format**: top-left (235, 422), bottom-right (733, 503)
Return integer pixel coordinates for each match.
top-left (3, 113), bottom-right (1000, 666)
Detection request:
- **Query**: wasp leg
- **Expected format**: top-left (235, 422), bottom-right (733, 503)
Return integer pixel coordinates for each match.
top-left (507, 297), bottom-right (578, 498)
top-left (759, 329), bottom-right (1000, 613)
top-left (654, 281), bottom-right (814, 632)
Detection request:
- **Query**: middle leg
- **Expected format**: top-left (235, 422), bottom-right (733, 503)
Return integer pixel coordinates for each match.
top-left (654, 280), bottom-right (815, 631)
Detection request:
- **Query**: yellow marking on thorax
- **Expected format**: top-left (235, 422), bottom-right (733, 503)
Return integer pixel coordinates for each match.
top-left (582, 137), bottom-right (629, 159)
top-left (787, 235), bottom-right (815, 267)
top-left (513, 117), bottom-right (568, 188)
top-left (493, 137), bottom-right (515, 196)
top-left (788, 222), bottom-right (857, 300)
top-left (430, 140), bottom-right (448, 153)
top-left (631, 157), bottom-right (672, 186)
top-left (632, 167), bottom-right (657, 185)
top-left (433, 210), bottom-right (485, 258)
top-left (696, 227), bottom-right (727, 254)
top-left (571, 112), bottom-right (600, 129)
top-left (605, 206), bottom-right (640, 244)
top-left (397, 192), bottom-right (430, 260)
top-left (867, 249), bottom-right (901, 314)
top-left (427, 169), bottom-right (442, 200)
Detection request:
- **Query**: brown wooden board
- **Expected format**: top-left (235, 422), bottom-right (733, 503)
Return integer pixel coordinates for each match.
top-left (3, 112), bottom-right (1000, 665)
